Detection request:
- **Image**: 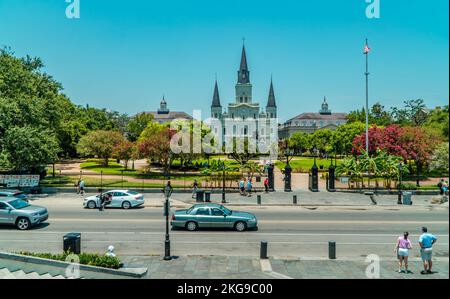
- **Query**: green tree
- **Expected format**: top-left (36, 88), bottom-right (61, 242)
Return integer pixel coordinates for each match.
top-left (77, 130), bottom-right (125, 166)
top-left (288, 132), bottom-right (311, 155)
top-left (424, 105), bottom-right (449, 141)
top-left (309, 129), bottom-right (335, 155)
top-left (126, 112), bottom-right (154, 142)
top-left (370, 102), bottom-right (393, 126)
top-left (391, 99), bottom-right (428, 126)
top-left (334, 121), bottom-right (365, 155)
top-left (429, 143), bottom-right (449, 174)
top-left (0, 126), bottom-right (59, 173)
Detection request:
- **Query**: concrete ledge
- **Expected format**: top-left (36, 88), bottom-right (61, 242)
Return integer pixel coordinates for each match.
top-left (0, 252), bottom-right (147, 279)
top-left (38, 187), bottom-right (250, 194)
top-left (335, 189), bottom-right (440, 196)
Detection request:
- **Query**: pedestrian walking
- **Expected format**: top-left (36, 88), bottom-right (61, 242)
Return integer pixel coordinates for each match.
top-left (395, 232), bottom-right (412, 273)
top-left (443, 180), bottom-right (449, 196)
top-left (99, 193), bottom-right (106, 211)
top-left (239, 179), bottom-right (245, 196)
top-left (438, 178), bottom-right (444, 195)
top-left (419, 227), bottom-right (438, 275)
top-left (79, 179), bottom-right (85, 196)
top-left (99, 192), bottom-right (111, 211)
top-left (247, 178), bottom-right (252, 197)
top-left (192, 179), bottom-right (198, 199)
top-left (75, 179), bottom-right (81, 194)
top-left (264, 178), bottom-right (269, 193)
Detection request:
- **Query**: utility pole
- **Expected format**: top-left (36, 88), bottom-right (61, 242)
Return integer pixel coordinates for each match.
top-left (364, 38), bottom-right (371, 154)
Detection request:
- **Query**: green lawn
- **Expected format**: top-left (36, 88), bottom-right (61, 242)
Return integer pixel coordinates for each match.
top-left (276, 157), bottom-right (341, 173)
top-left (40, 175), bottom-right (185, 188)
top-left (80, 160), bottom-right (138, 175)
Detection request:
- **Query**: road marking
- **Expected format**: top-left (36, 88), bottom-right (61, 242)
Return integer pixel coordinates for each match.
top-left (260, 259), bottom-right (293, 279)
top-left (0, 231), bottom-right (448, 237)
top-left (0, 239), bottom-right (447, 246)
top-left (45, 218), bottom-right (449, 225)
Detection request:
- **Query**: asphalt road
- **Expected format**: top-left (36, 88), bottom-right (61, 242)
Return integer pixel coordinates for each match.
top-left (0, 199), bottom-right (448, 259)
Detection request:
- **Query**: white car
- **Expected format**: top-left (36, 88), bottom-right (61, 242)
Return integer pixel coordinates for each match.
top-left (83, 190), bottom-right (145, 210)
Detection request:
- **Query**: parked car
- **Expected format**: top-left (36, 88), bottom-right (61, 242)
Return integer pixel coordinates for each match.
top-left (0, 198), bottom-right (48, 230)
top-left (171, 203), bottom-right (258, 232)
top-left (0, 189), bottom-right (29, 202)
top-left (83, 190), bottom-right (145, 209)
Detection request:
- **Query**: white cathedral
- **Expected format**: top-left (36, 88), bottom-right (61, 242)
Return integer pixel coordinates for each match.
top-left (210, 45), bottom-right (278, 147)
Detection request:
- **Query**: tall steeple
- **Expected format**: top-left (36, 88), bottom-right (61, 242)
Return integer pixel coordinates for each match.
top-left (319, 96), bottom-right (331, 115)
top-left (267, 78), bottom-right (277, 108)
top-left (237, 45), bottom-right (250, 84)
top-left (158, 95), bottom-right (169, 114)
top-left (211, 80), bottom-right (221, 107)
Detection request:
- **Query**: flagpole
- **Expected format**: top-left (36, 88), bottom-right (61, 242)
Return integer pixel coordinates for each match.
top-left (364, 38), bottom-right (370, 155)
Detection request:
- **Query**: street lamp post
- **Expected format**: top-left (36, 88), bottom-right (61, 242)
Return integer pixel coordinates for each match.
top-left (163, 181), bottom-right (173, 261)
top-left (221, 161), bottom-right (227, 203)
top-left (398, 162), bottom-right (403, 205)
top-left (416, 154), bottom-right (421, 187)
top-left (284, 141), bottom-right (293, 192)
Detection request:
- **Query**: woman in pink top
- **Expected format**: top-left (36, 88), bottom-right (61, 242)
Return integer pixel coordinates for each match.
top-left (395, 232), bottom-right (412, 273)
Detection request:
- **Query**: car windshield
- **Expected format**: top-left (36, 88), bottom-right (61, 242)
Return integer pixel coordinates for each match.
top-left (220, 206), bottom-right (232, 215)
top-left (8, 199), bottom-right (30, 209)
top-left (127, 190), bottom-right (139, 195)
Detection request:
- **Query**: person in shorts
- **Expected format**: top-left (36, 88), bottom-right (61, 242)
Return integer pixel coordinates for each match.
top-left (79, 179), bottom-right (85, 195)
top-left (419, 227), bottom-right (438, 275)
top-left (192, 180), bottom-right (198, 199)
top-left (239, 179), bottom-right (245, 196)
top-left (395, 232), bottom-right (412, 273)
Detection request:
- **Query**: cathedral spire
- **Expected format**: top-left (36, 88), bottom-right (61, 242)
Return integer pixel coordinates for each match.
top-left (237, 44), bottom-right (250, 84)
top-left (211, 80), bottom-right (221, 107)
top-left (267, 78), bottom-right (277, 108)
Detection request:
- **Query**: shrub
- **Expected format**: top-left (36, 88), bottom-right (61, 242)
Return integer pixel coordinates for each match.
top-left (19, 251), bottom-right (121, 269)
top-left (398, 183), bottom-right (418, 190)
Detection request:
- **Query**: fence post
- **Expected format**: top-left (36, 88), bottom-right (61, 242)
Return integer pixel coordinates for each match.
top-left (329, 241), bottom-right (336, 260)
top-left (260, 241), bottom-right (268, 259)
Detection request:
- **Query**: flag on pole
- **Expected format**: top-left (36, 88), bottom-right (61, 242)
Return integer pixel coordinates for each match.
top-left (364, 42), bottom-right (371, 54)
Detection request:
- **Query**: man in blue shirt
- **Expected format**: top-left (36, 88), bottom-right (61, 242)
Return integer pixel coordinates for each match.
top-left (419, 227), bottom-right (438, 275)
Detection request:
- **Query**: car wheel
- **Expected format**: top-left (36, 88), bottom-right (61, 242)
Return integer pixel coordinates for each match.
top-left (122, 201), bottom-right (131, 209)
top-left (87, 201), bottom-right (97, 209)
top-left (186, 221), bottom-right (198, 231)
top-left (16, 217), bottom-right (31, 230)
top-left (234, 221), bottom-right (247, 232)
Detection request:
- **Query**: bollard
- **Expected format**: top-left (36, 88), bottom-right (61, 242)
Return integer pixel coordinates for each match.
top-left (329, 241), bottom-right (336, 260)
top-left (293, 195), bottom-right (298, 205)
top-left (260, 241), bottom-right (268, 259)
top-left (257, 195), bottom-right (261, 205)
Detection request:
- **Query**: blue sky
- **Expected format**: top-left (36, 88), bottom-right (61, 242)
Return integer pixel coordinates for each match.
top-left (0, 0), bottom-right (448, 122)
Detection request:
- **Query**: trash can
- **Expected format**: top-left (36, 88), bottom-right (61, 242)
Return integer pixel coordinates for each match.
top-left (205, 191), bottom-right (211, 202)
top-left (196, 190), bottom-right (205, 202)
top-left (63, 233), bottom-right (81, 254)
top-left (402, 191), bottom-right (413, 205)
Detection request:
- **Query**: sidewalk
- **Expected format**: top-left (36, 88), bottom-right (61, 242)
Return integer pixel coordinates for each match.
top-left (31, 191), bottom-right (449, 209)
top-left (169, 191), bottom-right (446, 208)
top-left (120, 255), bottom-right (449, 279)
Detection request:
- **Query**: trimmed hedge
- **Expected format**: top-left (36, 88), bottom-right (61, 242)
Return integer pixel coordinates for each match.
top-left (19, 251), bottom-right (121, 269)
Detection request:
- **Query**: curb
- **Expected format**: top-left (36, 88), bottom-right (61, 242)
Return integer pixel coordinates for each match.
top-left (0, 252), bottom-right (147, 278)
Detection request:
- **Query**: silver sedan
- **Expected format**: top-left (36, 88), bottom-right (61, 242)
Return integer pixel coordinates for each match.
top-left (83, 190), bottom-right (145, 209)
